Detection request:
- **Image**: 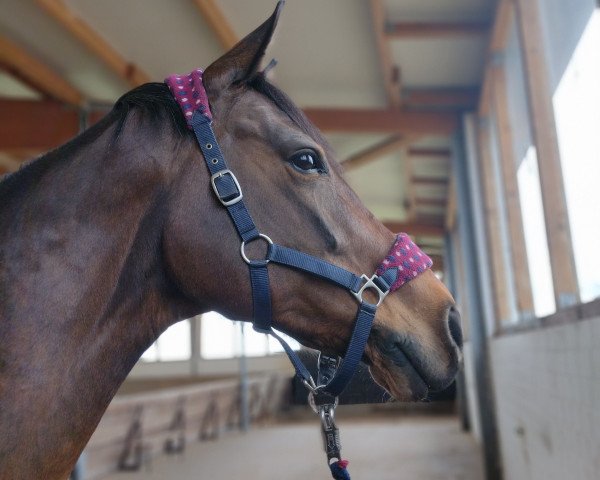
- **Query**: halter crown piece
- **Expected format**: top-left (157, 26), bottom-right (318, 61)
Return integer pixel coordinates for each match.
top-left (165, 70), bottom-right (432, 480)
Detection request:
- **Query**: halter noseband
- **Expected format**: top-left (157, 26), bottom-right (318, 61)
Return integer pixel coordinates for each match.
top-left (166, 69), bottom-right (432, 474)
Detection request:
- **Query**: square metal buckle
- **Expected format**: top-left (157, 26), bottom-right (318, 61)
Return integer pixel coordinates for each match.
top-left (210, 169), bottom-right (243, 206)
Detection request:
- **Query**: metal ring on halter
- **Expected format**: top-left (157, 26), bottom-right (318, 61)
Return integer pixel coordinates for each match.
top-left (351, 273), bottom-right (389, 307)
top-left (301, 376), bottom-right (318, 394)
top-left (240, 234), bottom-right (273, 265)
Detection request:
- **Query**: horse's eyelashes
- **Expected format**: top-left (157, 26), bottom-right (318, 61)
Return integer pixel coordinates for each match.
top-left (289, 150), bottom-right (327, 175)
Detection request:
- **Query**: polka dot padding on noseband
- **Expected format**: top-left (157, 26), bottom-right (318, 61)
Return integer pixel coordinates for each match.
top-left (165, 69), bottom-right (212, 126)
top-left (376, 233), bottom-right (433, 292)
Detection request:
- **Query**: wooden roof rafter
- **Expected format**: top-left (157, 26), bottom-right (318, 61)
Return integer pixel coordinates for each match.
top-left (386, 21), bottom-right (490, 39)
top-left (36, 0), bottom-right (150, 87)
top-left (369, 0), bottom-right (402, 108)
top-left (192, 0), bottom-right (238, 51)
top-left (304, 108), bottom-right (458, 134)
top-left (0, 34), bottom-right (83, 106)
top-left (342, 135), bottom-right (417, 171)
top-left (383, 221), bottom-right (445, 237)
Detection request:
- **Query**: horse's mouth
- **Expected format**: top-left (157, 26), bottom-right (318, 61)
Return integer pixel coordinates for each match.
top-left (363, 329), bottom-right (460, 402)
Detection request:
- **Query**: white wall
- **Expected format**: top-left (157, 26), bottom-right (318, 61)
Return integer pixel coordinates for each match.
top-left (489, 315), bottom-right (600, 480)
top-left (129, 354), bottom-right (294, 379)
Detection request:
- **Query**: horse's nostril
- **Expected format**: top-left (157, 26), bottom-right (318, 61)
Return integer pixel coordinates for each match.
top-left (447, 306), bottom-right (463, 349)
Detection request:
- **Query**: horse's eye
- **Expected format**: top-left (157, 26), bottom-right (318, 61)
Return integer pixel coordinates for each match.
top-left (289, 150), bottom-right (326, 174)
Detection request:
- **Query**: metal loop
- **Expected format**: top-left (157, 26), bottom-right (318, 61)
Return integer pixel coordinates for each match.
top-left (351, 274), bottom-right (389, 307)
top-left (308, 390), bottom-right (338, 414)
top-left (240, 234), bottom-right (273, 265)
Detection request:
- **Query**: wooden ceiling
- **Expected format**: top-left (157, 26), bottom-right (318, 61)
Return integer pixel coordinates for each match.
top-left (0, 0), bottom-right (497, 248)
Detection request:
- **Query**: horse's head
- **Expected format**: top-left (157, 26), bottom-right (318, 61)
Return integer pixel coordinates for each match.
top-left (164, 3), bottom-right (461, 401)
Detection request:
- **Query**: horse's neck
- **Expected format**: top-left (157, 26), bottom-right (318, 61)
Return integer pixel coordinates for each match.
top-left (0, 122), bottom-right (191, 478)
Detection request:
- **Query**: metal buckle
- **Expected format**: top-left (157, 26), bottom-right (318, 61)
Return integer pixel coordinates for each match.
top-left (210, 169), bottom-right (243, 206)
top-left (351, 274), bottom-right (389, 307)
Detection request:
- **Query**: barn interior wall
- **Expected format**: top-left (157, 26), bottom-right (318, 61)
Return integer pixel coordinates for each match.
top-left (489, 314), bottom-right (600, 480)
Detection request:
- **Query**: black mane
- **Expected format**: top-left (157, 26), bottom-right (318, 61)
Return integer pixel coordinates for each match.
top-left (0, 77), bottom-right (327, 198)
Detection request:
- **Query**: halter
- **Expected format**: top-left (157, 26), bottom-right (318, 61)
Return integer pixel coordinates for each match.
top-left (166, 69), bottom-right (432, 479)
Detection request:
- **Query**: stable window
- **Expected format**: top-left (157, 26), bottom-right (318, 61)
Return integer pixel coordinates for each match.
top-left (200, 311), bottom-right (300, 360)
top-left (516, 146), bottom-right (555, 317)
top-left (552, 9), bottom-right (600, 302)
top-left (141, 319), bottom-right (191, 362)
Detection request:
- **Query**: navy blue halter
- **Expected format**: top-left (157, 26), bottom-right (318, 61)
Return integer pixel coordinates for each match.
top-left (190, 111), bottom-right (399, 398)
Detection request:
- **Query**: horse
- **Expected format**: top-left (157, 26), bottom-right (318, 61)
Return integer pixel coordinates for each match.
top-left (0, 4), bottom-right (462, 479)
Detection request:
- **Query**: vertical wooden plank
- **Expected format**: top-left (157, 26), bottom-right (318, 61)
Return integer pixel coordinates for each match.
top-left (478, 118), bottom-right (511, 328)
top-left (514, 0), bottom-right (579, 307)
top-left (490, 65), bottom-right (535, 318)
top-left (369, 0), bottom-right (402, 107)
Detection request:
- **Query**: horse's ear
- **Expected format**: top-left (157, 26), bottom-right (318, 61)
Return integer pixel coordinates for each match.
top-left (203, 1), bottom-right (283, 96)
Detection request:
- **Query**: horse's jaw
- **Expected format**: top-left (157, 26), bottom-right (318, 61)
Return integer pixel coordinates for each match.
top-left (363, 324), bottom-right (462, 402)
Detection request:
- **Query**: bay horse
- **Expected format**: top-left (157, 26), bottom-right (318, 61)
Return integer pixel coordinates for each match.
top-left (0, 4), bottom-right (462, 479)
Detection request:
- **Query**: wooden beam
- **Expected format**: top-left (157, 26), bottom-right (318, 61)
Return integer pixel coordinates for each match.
top-left (342, 135), bottom-right (412, 171)
top-left (403, 88), bottom-right (479, 110)
top-left (303, 108), bottom-right (458, 134)
top-left (491, 65), bottom-right (534, 317)
top-left (369, 0), bottom-right (401, 107)
top-left (415, 197), bottom-right (446, 207)
top-left (407, 147), bottom-right (451, 158)
top-left (0, 35), bottom-right (83, 105)
top-left (412, 176), bottom-right (448, 186)
top-left (478, 118), bottom-right (511, 327)
top-left (192, 0), bottom-right (238, 51)
top-left (386, 21), bottom-right (490, 39)
top-left (0, 100), bottom-right (79, 152)
top-left (445, 173), bottom-right (456, 230)
top-left (479, 0), bottom-right (514, 116)
top-left (489, 0), bottom-right (514, 54)
top-left (404, 152), bottom-right (417, 221)
top-left (514, 0), bottom-right (579, 308)
top-left (36, 0), bottom-right (150, 87)
top-left (0, 153), bottom-right (22, 173)
top-left (383, 221), bottom-right (445, 237)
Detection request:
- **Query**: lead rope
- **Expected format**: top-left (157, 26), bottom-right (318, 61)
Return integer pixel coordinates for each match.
top-left (309, 354), bottom-right (351, 480)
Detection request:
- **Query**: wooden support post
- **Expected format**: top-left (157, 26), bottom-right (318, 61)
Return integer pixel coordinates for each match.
top-left (479, 0), bottom-right (514, 117)
top-left (478, 118), bottom-right (511, 327)
top-left (445, 173), bottom-right (456, 231)
top-left (514, 0), bottom-right (579, 307)
top-left (491, 65), bottom-right (534, 318)
top-left (369, 0), bottom-right (402, 107)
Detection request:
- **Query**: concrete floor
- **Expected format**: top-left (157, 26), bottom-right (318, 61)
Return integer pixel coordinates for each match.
top-left (105, 414), bottom-right (483, 480)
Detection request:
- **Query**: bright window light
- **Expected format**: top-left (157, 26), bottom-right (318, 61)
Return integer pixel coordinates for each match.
top-left (141, 319), bottom-right (191, 362)
top-left (553, 10), bottom-right (600, 302)
top-left (517, 146), bottom-right (556, 317)
top-left (201, 311), bottom-right (300, 360)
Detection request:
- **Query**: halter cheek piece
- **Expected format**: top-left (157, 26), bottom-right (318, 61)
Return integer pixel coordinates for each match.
top-left (166, 70), bottom-right (433, 475)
